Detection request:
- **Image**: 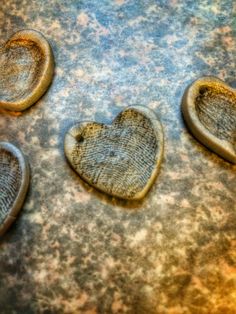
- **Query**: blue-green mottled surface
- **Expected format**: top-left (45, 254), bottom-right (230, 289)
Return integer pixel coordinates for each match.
top-left (0, 1), bottom-right (236, 313)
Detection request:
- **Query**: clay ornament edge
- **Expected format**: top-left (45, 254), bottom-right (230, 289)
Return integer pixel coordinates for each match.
top-left (0, 29), bottom-right (54, 111)
top-left (181, 76), bottom-right (236, 164)
top-left (0, 142), bottom-right (30, 236)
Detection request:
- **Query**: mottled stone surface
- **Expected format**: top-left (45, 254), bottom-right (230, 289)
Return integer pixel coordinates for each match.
top-left (0, 1), bottom-right (235, 313)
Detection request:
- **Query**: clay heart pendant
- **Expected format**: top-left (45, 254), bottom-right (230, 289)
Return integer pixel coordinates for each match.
top-left (182, 76), bottom-right (236, 164)
top-left (64, 106), bottom-right (164, 200)
top-left (0, 142), bottom-right (30, 236)
top-left (0, 29), bottom-right (54, 111)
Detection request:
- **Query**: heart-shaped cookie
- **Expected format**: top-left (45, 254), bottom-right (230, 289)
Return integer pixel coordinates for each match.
top-left (182, 76), bottom-right (236, 164)
top-left (0, 142), bottom-right (30, 236)
top-left (0, 29), bottom-right (54, 111)
top-left (64, 106), bottom-right (164, 200)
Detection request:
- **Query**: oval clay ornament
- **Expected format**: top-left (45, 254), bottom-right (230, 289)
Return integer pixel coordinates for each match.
top-left (182, 76), bottom-right (236, 164)
top-left (0, 29), bottom-right (54, 111)
top-left (64, 106), bottom-right (164, 200)
top-left (0, 142), bottom-right (30, 236)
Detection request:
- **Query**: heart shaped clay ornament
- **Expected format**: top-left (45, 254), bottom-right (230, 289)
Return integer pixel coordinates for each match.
top-left (0, 29), bottom-right (54, 111)
top-left (182, 76), bottom-right (236, 164)
top-left (64, 106), bottom-right (164, 200)
top-left (0, 142), bottom-right (30, 236)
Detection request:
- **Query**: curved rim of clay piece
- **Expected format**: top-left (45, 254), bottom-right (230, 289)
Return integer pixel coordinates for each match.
top-left (64, 105), bottom-right (164, 200)
top-left (0, 142), bottom-right (30, 237)
top-left (182, 76), bottom-right (236, 164)
top-left (0, 29), bottom-right (54, 111)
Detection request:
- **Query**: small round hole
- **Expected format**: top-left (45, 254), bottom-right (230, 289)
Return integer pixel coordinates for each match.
top-left (199, 86), bottom-right (209, 95)
top-left (109, 151), bottom-right (115, 157)
top-left (77, 135), bottom-right (84, 144)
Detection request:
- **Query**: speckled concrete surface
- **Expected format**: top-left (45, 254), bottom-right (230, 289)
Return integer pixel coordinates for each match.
top-left (0, 1), bottom-right (236, 313)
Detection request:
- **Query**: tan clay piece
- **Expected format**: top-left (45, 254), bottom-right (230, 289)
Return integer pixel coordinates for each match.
top-left (0, 29), bottom-right (54, 111)
top-left (0, 142), bottom-right (30, 236)
top-left (64, 106), bottom-right (164, 200)
top-left (182, 76), bottom-right (236, 164)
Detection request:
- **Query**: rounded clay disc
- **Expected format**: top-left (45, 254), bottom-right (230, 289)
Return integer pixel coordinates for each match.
top-left (0, 142), bottom-right (30, 236)
top-left (64, 106), bottom-right (164, 200)
top-left (182, 76), bottom-right (236, 164)
top-left (0, 29), bottom-right (54, 111)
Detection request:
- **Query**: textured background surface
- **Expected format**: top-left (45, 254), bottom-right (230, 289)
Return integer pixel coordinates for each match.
top-left (0, 1), bottom-right (236, 313)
